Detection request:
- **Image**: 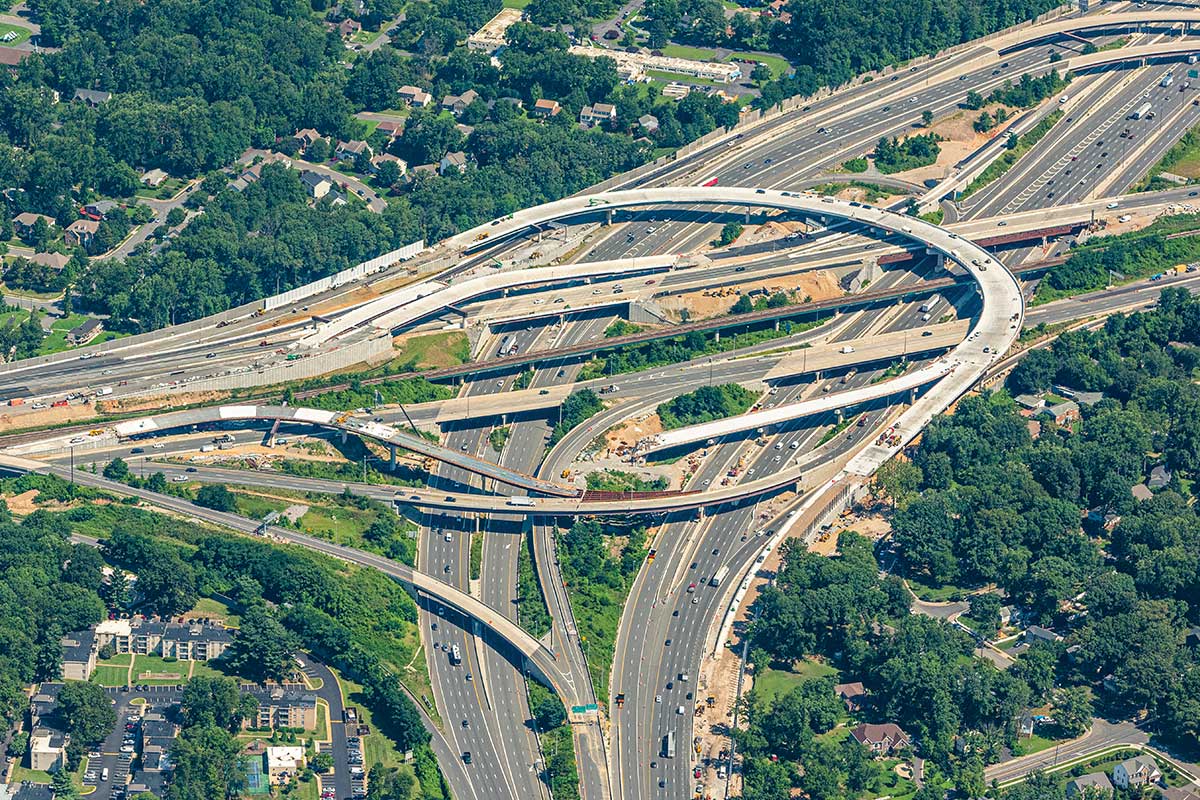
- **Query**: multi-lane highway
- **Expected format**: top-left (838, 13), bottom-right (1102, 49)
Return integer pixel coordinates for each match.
top-left (5, 8), bottom-right (1200, 800)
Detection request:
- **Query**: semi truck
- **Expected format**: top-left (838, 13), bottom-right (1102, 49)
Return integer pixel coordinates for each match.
top-left (1131, 102), bottom-right (1152, 120)
top-left (663, 731), bottom-right (676, 758)
top-left (710, 566), bottom-right (729, 587)
top-left (1161, 73), bottom-right (1174, 88)
top-left (918, 295), bottom-right (941, 314)
top-left (506, 497), bottom-right (535, 507)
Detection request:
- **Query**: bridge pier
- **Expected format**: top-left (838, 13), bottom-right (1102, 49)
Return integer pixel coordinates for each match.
top-left (713, 329), bottom-right (720, 343)
top-left (340, 430), bottom-right (347, 444)
top-left (745, 207), bottom-right (752, 223)
top-left (836, 408), bottom-right (844, 424)
top-left (910, 387), bottom-right (918, 404)
top-left (774, 319), bottom-right (780, 332)
top-left (389, 444), bottom-right (397, 471)
top-left (605, 208), bottom-right (613, 226)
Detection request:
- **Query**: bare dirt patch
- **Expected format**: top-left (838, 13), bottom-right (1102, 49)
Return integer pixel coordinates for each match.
top-left (887, 107), bottom-right (1006, 184)
top-left (99, 390), bottom-right (231, 416)
top-left (657, 269), bottom-right (843, 320)
top-left (0, 403), bottom-right (103, 431)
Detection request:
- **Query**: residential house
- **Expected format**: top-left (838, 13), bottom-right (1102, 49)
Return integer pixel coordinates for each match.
top-left (266, 746), bottom-right (306, 785)
top-left (141, 168), bottom-right (168, 188)
top-left (1037, 400), bottom-right (1080, 426)
top-left (1013, 394), bottom-right (1045, 413)
top-left (67, 318), bottom-right (104, 346)
top-left (334, 140), bottom-right (372, 162)
top-left (579, 103), bottom-right (616, 128)
top-left (409, 163), bottom-right (439, 178)
top-left (28, 729), bottom-right (68, 771)
top-left (531, 98), bottom-right (561, 118)
top-left (374, 119), bottom-right (405, 142)
top-left (834, 682), bottom-right (867, 713)
top-left (1017, 713), bottom-right (1036, 738)
top-left (293, 129), bottom-right (322, 152)
top-left (441, 89), bottom-right (480, 117)
top-left (64, 219), bottom-right (100, 249)
top-left (1066, 773), bottom-right (1113, 798)
top-left (338, 18), bottom-right (361, 38)
top-left (324, 189), bottom-right (348, 207)
top-left (28, 252), bottom-right (70, 271)
top-left (369, 153), bottom-right (407, 177)
top-left (243, 684), bottom-right (318, 731)
top-left (1024, 625), bottom-right (1062, 645)
top-left (638, 113), bottom-right (660, 133)
top-left (300, 171), bottom-right (333, 200)
top-left (397, 86), bottom-right (432, 107)
top-left (1132, 483), bottom-right (1154, 502)
top-left (849, 723), bottom-right (909, 755)
top-left (1112, 756), bottom-right (1161, 789)
top-left (11, 212), bottom-right (56, 237)
top-left (1162, 788), bottom-right (1200, 800)
top-left (60, 629), bottom-right (97, 680)
top-left (0, 46), bottom-right (31, 70)
top-left (1148, 465), bottom-right (1172, 490)
top-left (73, 88), bottom-right (112, 107)
top-left (82, 200), bottom-right (120, 220)
top-left (29, 684), bottom-right (62, 728)
top-left (439, 151), bottom-right (468, 175)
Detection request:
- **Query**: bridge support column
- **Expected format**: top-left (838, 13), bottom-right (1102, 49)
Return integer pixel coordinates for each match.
top-left (836, 408), bottom-right (844, 424)
top-left (713, 329), bottom-right (720, 343)
top-left (814, 371), bottom-right (822, 382)
top-left (774, 319), bottom-right (780, 331)
top-left (605, 209), bottom-right (613, 226)
top-left (936, 253), bottom-right (945, 269)
top-left (389, 444), bottom-right (397, 471)
top-left (340, 430), bottom-right (347, 444)
top-left (745, 207), bottom-right (752, 223)
top-left (910, 387), bottom-right (918, 404)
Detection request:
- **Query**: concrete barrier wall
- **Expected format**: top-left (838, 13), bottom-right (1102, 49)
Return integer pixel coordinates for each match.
top-left (263, 240), bottom-right (426, 311)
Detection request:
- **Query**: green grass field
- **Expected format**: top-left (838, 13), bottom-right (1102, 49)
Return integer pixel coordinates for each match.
top-left (38, 313), bottom-right (126, 355)
top-left (93, 665), bottom-right (131, 687)
top-left (502, 0), bottom-right (532, 8)
top-left (188, 597), bottom-right (241, 627)
top-left (728, 52), bottom-right (791, 79)
top-left (131, 654), bottom-right (189, 685)
top-left (135, 177), bottom-right (187, 200)
top-left (232, 491), bottom-right (292, 520)
top-left (658, 43), bottom-right (718, 60)
top-left (393, 330), bottom-right (471, 369)
top-left (0, 22), bottom-right (33, 46)
top-left (754, 660), bottom-right (839, 706)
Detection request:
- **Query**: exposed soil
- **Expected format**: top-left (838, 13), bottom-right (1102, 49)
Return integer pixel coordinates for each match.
top-left (657, 269), bottom-right (843, 320)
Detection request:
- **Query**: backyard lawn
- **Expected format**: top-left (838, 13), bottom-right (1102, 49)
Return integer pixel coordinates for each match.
top-left (0, 22), bottom-right (32, 45)
top-left (754, 659), bottom-right (839, 706)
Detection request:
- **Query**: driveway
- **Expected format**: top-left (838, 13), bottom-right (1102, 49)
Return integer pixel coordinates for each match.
top-left (89, 687), bottom-right (182, 800)
top-left (297, 655), bottom-right (353, 800)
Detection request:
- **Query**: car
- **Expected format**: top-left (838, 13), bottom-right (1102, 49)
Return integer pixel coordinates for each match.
top-left (997, 220), bottom-right (1007, 227)
top-left (922, 330), bottom-right (933, 337)
top-left (655, 694), bottom-right (662, 703)
top-left (664, 639), bottom-right (672, 646)
top-left (695, 768), bottom-right (703, 779)
top-left (462, 752), bottom-right (472, 764)
top-left (171, 475), bottom-right (186, 482)
top-left (462, 719), bottom-right (470, 728)
top-left (152, 443), bottom-right (165, 449)
top-left (206, 352), bottom-right (216, 358)
top-left (687, 582), bottom-right (696, 593)
top-left (130, 447), bottom-right (144, 454)
top-left (659, 780), bottom-right (666, 788)
top-left (185, 466), bottom-right (197, 472)
top-left (465, 673), bottom-right (473, 681)
top-left (666, 681), bottom-right (674, 690)
top-left (120, 746), bottom-right (134, 753)
top-left (443, 565), bottom-right (452, 574)
top-left (712, 548), bottom-right (720, 556)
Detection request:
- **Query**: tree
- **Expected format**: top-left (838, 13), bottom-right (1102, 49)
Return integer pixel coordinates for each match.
top-left (103, 458), bottom-right (130, 481)
top-left (874, 459), bottom-right (922, 508)
top-left (195, 484), bottom-right (236, 512)
top-left (56, 680), bottom-right (116, 766)
top-left (51, 767), bottom-right (79, 799)
top-left (751, 63), bottom-right (772, 84)
top-left (967, 593), bottom-right (1002, 638)
top-left (166, 724), bottom-right (245, 800)
top-left (374, 159), bottom-right (401, 188)
top-left (224, 604), bottom-right (296, 683)
top-left (166, 207), bottom-right (186, 227)
top-left (181, 676), bottom-right (255, 732)
top-left (1053, 686), bottom-right (1093, 737)
top-left (964, 90), bottom-right (985, 109)
top-left (731, 294), bottom-right (754, 314)
top-left (717, 221), bottom-right (743, 246)
top-left (921, 109), bottom-right (934, 127)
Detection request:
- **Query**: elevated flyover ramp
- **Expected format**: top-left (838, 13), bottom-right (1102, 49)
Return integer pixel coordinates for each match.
top-left (104, 404), bottom-right (579, 496)
top-left (989, 11), bottom-right (1200, 52)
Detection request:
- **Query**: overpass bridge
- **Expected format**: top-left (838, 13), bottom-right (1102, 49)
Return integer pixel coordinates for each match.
top-left (990, 10), bottom-right (1200, 52)
top-left (19, 404), bottom-right (581, 497)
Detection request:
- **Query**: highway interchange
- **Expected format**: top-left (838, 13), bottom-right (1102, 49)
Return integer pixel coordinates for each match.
top-left (4, 6), bottom-right (1200, 800)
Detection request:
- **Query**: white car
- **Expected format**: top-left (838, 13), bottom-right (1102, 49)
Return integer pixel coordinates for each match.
top-left (171, 475), bottom-right (187, 482)
top-left (1106, 202), bottom-right (1119, 209)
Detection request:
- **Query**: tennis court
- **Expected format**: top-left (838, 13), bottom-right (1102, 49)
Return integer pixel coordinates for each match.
top-left (243, 756), bottom-right (269, 795)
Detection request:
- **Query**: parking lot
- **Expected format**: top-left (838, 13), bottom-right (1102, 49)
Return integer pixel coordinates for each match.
top-left (84, 687), bottom-right (181, 800)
